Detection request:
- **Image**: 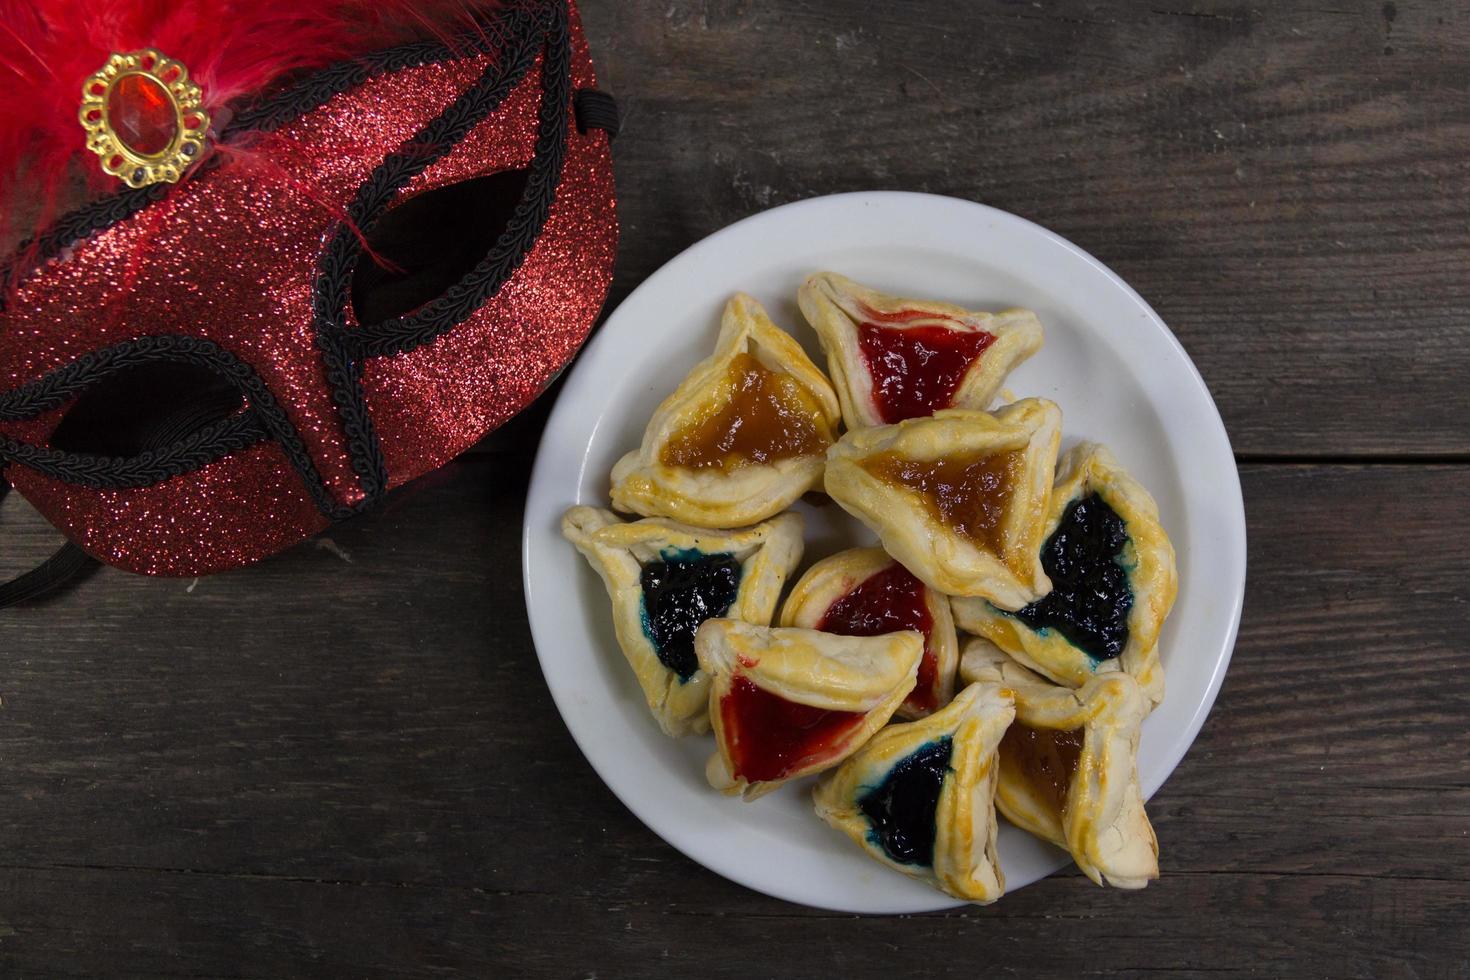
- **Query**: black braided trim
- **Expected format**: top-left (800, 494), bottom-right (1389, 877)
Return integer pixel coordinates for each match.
top-left (0, 335), bottom-right (231, 420)
top-left (0, 335), bottom-right (348, 519)
top-left (354, 8), bottom-right (570, 357)
top-left (0, 184), bottom-right (167, 316)
top-left (0, 411), bottom-right (265, 490)
top-left (0, 4), bottom-right (537, 306)
top-left (0, 1), bottom-right (575, 513)
top-left (226, 6), bottom-right (539, 135)
top-left (309, 1), bottom-right (567, 508)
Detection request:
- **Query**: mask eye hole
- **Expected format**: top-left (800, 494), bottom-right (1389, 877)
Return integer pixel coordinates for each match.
top-left (50, 362), bottom-right (243, 456)
top-left (351, 167), bottom-right (532, 327)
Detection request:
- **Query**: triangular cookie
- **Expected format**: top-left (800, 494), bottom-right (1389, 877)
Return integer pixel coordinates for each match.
top-left (960, 639), bottom-right (1159, 889)
top-left (780, 546), bottom-right (958, 719)
top-left (812, 681), bottom-right (1016, 903)
top-left (824, 399), bottom-right (1062, 607)
top-left (952, 443), bottom-right (1177, 708)
top-left (562, 506), bottom-right (804, 737)
top-left (610, 293), bottom-right (841, 528)
top-left (695, 619), bottom-right (921, 800)
top-left (798, 271), bottom-right (1043, 427)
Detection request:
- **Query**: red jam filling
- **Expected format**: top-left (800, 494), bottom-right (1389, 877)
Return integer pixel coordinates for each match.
top-left (660, 352), bottom-right (831, 472)
top-left (855, 304), bottom-right (995, 423)
top-left (720, 675), bottom-right (866, 783)
top-left (817, 562), bottom-right (939, 714)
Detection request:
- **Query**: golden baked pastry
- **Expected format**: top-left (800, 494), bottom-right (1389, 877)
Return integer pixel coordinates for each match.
top-left (694, 619), bottom-right (922, 800)
top-left (798, 271), bottom-right (1043, 428)
top-left (812, 681), bottom-right (1016, 903)
top-left (779, 547), bottom-right (958, 719)
top-left (823, 399), bottom-right (1062, 608)
top-left (960, 639), bottom-right (1159, 889)
top-left (562, 506), bottom-right (804, 737)
top-left (951, 443), bottom-right (1177, 708)
top-left (609, 293), bottom-right (841, 528)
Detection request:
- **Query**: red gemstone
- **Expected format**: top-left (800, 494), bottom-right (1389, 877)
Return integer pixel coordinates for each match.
top-left (107, 73), bottom-right (177, 157)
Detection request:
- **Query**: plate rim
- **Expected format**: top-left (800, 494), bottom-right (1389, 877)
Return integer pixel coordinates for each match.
top-left (522, 190), bottom-right (1246, 913)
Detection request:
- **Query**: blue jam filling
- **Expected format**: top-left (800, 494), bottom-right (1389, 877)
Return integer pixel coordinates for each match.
top-left (859, 737), bottom-right (953, 867)
top-left (639, 548), bottom-right (742, 682)
top-left (1012, 492), bottom-right (1134, 661)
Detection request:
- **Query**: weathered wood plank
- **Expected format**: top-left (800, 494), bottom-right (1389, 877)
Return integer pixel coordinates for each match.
top-left (3, 1), bottom-right (1470, 974)
top-left (577, 0), bottom-right (1470, 456)
top-left (0, 459), bottom-right (1467, 975)
top-left (0, 865), bottom-right (1461, 979)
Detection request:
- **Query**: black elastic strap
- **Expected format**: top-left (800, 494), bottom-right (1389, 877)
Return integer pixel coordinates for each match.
top-left (0, 479), bottom-right (96, 609)
top-left (574, 89), bottom-right (620, 139)
top-left (0, 383), bottom-right (249, 608)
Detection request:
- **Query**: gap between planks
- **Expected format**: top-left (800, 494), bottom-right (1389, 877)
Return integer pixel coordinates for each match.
top-left (1233, 452), bottom-right (1470, 466)
top-left (0, 860), bottom-right (1459, 892)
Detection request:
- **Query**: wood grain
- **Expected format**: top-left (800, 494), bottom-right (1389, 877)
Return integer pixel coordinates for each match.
top-left (0, 459), bottom-right (1466, 977)
top-left (3, 1), bottom-right (1469, 975)
top-left (578, 0), bottom-right (1470, 457)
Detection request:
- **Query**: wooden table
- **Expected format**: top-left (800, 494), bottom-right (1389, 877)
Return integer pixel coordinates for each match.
top-left (2, 2), bottom-right (1467, 975)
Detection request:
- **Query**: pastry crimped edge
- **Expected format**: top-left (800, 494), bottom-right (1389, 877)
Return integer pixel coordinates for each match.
top-left (812, 681), bottom-right (1016, 903)
top-left (951, 442), bottom-right (1178, 708)
top-left (823, 399), bottom-right (1062, 608)
top-left (694, 619), bottom-right (922, 800)
top-left (562, 506), bottom-right (805, 737)
top-left (779, 546), bottom-right (959, 719)
top-left (798, 271), bottom-right (1044, 429)
top-left (959, 638), bottom-right (1159, 889)
top-left (608, 293), bottom-right (841, 528)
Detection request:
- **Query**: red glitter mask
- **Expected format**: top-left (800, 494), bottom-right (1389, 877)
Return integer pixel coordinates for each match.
top-left (0, 0), bottom-right (617, 576)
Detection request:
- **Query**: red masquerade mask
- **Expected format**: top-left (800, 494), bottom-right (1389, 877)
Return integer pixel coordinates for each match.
top-left (0, 0), bottom-right (618, 577)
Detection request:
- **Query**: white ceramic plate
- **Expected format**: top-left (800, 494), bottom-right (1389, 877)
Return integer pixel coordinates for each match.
top-left (522, 192), bottom-right (1245, 914)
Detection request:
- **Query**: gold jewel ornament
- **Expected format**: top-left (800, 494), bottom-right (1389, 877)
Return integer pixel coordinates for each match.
top-left (79, 49), bottom-right (210, 188)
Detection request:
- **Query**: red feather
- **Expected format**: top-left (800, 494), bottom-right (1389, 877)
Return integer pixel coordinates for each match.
top-left (0, 0), bottom-right (496, 245)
